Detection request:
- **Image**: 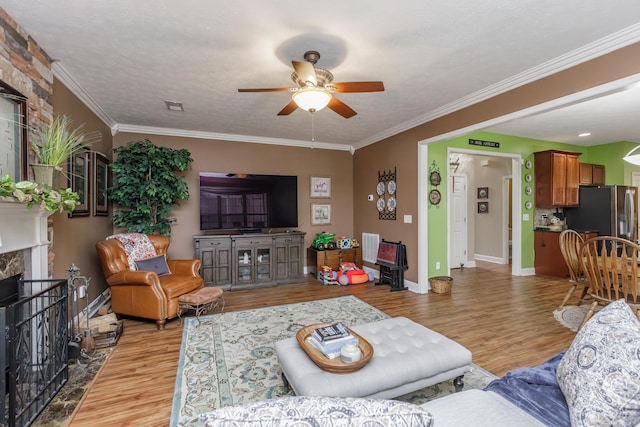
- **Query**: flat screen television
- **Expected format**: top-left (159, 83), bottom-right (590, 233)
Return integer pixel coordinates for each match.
top-left (199, 173), bottom-right (298, 231)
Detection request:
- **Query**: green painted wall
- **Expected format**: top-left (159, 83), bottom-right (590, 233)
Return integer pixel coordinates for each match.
top-left (427, 132), bottom-right (639, 276)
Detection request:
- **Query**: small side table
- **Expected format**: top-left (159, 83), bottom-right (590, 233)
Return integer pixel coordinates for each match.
top-left (177, 287), bottom-right (225, 324)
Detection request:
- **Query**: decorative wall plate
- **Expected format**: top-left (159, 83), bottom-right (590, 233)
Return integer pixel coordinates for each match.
top-left (525, 160), bottom-right (532, 170)
top-left (387, 180), bottom-right (396, 195)
top-left (429, 189), bottom-right (441, 205)
top-left (525, 186), bottom-right (532, 195)
top-left (376, 182), bottom-right (385, 196)
top-left (525, 173), bottom-right (532, 182)
top-left (377, 197), bottom-right (385, 211)
top-left (525, 201), bottom-right (532, 210)
top-left (387, 196), bottom-right (396, 211)
top-left (430, 171), bottom-right (441, 186)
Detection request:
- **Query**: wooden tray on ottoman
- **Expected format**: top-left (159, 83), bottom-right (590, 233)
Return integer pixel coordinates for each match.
top-left (295, 323), bottom-right (373, 373)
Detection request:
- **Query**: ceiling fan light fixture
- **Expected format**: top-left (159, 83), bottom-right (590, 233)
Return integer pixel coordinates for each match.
top-left (623, 145), bottom-right (640, 165)
top-left (292, 87), bottom-right (332, 112)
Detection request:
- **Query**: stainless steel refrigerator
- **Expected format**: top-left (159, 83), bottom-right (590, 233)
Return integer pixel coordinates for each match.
top-left (563, 185), bottom-right (638, 241)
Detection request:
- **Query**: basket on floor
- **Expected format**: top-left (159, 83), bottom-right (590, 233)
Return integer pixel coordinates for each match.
top-left (429, 276), bottom-right (453, 294)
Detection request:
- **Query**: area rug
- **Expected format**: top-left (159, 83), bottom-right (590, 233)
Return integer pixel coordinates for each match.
top-left (170, 295), bottom-right (497, 427)
top-left (553, 304), bottom-right (594, 332)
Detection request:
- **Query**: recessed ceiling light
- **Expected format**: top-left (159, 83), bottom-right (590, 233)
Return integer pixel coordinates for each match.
top-left (165, 100), bottom-right (184, 112)
top-left (578, 132), bottom-right (591, 137)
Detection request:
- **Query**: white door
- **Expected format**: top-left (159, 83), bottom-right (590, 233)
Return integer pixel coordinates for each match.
top-left (449, 174), bottom-right (468, 268)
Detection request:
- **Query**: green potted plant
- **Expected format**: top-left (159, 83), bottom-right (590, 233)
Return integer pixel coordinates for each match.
top-left (108, 139), bottom-right (193, 236)
top-left (29, 114), bottom-right (99, 187)
top-left (0, 174), bottom-right (80, 213)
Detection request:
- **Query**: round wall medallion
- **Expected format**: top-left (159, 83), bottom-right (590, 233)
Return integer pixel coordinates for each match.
top-left (430, 171), bottom-right (441, 186)
top-left (525, 160), bottom-right (532, 170)
top-left (524, 173), bottom-right (532, 182)
top-left (376, 197), bottom-right (385, 211)
top-left (525, 201), bottom-right (532, 210)
top-left (429, 189), bottom-right (441, 205)
top-left (525, 186), bottom-right (532, 195)
top-left (387, 196), bottom-right (397, 211)
top-left (376, 182), bottom-right (385, 196)
top-left (387, 180), bottom-right (396, 195)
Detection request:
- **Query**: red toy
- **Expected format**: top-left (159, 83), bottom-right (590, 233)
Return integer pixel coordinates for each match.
top-left (337, 262), bottom-right (374, 285)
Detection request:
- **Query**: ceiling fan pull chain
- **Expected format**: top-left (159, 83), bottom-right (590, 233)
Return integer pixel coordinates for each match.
top-left (311, 111), bottom-right (315, 147)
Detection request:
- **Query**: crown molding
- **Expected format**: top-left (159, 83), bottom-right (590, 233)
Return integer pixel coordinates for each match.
top-left (113, 123), bottom-right (354, 152)
top-left (52, 62), bottom-right (118, 132)
top-left (353, 22), bottom-right (640, 150)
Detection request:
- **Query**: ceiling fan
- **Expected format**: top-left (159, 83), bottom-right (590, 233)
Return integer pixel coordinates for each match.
top-left (238, 50), bottom-right (384, 119)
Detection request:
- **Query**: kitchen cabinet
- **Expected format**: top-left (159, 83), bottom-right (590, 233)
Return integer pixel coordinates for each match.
top-left (534, 150), bottom-right (581, 207)
top-left (579, 163), bottom-right (605, 186)
top-left (534, 230), bottom-right (597, 277)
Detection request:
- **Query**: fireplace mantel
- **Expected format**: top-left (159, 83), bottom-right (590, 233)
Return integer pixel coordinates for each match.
top-left (0, 199), bottom-right (53, 280)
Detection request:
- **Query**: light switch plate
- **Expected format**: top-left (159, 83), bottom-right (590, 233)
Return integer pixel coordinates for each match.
top-left (523, 213), bottom-right (530, 221)
top-left (404, 215), bottom-right (412, 223)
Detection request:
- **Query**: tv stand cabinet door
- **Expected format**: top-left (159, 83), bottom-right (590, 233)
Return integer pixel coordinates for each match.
top-left (275, 233), bottom-right (305, 284)
top-left (194, 236), bottom-right (232, 289)
top-left (232, 236), bottom-right (276, 290)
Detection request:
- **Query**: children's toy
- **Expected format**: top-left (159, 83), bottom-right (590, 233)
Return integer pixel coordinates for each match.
top-left (311, 232), bottom-right (337, 250)
top-left (317, 266), bottom-right (339, 285)
top-left (337, 262), bottom-right (374, 285)
top-left (337, 236), bottom-right (352, 249)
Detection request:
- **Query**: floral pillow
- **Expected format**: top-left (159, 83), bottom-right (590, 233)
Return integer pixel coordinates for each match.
top-left (200, 396), bottom-right (433, 427)
top-left (107, 233), bottom-right (157, 270)
top-left (556, 299), bottom-right (640, 426)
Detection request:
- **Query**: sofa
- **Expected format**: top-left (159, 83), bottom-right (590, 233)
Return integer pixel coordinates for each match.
top-left (200, 299), bottom-right (640, 426)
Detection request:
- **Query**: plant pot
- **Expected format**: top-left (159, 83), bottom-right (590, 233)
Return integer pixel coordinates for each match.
top-left (31, 164), bottom-right (56, 187)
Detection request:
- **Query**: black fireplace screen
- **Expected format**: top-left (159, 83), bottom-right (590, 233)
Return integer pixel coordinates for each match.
top-left (0, 278), bottom-right (69, 427)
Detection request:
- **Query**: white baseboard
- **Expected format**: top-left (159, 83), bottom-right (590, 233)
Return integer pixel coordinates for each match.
top-left (520, 267), bottom-right (536, 276)
top-left (474, 254), bottom-right (507, 264)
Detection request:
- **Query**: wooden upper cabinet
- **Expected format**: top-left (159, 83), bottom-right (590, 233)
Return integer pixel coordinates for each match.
top-left (579, 163), bottom-right (605, 185)
top-left (534, 150), bottom-right (581, 207)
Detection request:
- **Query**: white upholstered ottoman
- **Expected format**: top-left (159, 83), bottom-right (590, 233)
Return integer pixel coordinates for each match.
top-left (275, 316), bottom-right (472, 399)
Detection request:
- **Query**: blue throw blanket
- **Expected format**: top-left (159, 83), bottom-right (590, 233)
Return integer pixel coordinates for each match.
top-left (484, 352), bottom-right (569, 427)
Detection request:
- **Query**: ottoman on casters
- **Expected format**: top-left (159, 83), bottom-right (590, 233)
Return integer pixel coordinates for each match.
top-left (275, 317), bottom-right (472, 398)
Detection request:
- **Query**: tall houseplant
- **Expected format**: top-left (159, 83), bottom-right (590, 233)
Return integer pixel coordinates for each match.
top-left (108, 139), bottom-right (193, 236)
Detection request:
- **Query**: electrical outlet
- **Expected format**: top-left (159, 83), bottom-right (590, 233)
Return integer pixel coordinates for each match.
top-left (436, 262), bottom-right (441, 269)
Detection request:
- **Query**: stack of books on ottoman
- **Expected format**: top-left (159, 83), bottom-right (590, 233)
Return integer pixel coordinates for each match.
top-left (306, 322), bottom-right (358, 359)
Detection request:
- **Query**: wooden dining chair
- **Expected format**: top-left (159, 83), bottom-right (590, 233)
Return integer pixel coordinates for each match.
top-left (558, 229), bottom-right (589, 310)
top-left (579, 236), bottom-right (640, 329)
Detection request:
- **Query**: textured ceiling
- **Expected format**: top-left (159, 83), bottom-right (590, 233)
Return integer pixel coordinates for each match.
top-left (2, 1), bottom-right (640, 150)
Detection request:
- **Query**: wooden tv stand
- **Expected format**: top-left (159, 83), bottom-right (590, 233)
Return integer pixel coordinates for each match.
top-left (307, 247), bottom-right (363, 276)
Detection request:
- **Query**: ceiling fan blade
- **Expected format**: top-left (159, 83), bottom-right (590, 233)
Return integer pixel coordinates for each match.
top-left (292, 61), bottom-right (317, 86)
top-left (327, 97), bottom-right (357, 119)
top-left (238, 88), bottom-right (291, 92)
top-left (331, 81), bottom-right (385, 93)
top-left (277, 100), bottom-right (298, 116)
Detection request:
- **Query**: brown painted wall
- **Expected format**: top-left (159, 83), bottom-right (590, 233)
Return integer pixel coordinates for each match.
top-left (355, 42), bottom-right (640, 282)
top-left (112, 133), bottom-right (354, 261)
top-left (51, 80), bottom-right (114, 300)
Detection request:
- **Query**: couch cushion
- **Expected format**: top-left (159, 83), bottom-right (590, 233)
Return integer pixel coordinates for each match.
top-left (556, 299), bottom-right (640, 426)
top-left (420, 389), bottom-right (545, 426)
top-left (135, 254), bottom-right (170, 276)
top-left (200, 396), bottom-right (433, 427)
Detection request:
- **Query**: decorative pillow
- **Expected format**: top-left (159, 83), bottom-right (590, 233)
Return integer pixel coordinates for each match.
top-left (135, 254), bottom-right (170, 276)
top-left (556, 299), bottom-right (640, 426)
top-left (107, 233), bottom-right (156, 270)
top-left (200, 396), bottom-right (433, 427)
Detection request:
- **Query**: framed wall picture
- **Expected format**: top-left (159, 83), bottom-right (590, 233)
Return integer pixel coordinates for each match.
top-left (68, 151), bottom-right (90, 217)
top-left (477, 187), bottom-right (489, 199)
top-left (310, 176), bottom-right (331, 198)
top-left (0, 80), bottom-right (28, 181)
top-left (92, 152), bottom-right (110, 216)
top-left (311, 203), bottom-right (331, 225)
top-left (477, 201), bottom-right (489, 214)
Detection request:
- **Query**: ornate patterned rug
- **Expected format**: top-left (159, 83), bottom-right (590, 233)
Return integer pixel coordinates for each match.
top-left (170, 295), bottom-right (497, 427)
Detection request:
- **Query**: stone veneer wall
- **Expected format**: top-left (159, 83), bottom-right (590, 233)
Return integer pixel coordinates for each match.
top-left (0, 8), bottom-right (55, 278)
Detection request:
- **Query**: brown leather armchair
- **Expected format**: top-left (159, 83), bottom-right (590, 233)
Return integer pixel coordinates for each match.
top-left (96, 234), bottom-right (204, 330)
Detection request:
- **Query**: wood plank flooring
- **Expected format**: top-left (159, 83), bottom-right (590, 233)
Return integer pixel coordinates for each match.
top-left (69, 262), bottom-right (577, 426)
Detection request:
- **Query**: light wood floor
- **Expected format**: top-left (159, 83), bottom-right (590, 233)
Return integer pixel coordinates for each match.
top-left (69, 262), bottom-right (577, 426)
